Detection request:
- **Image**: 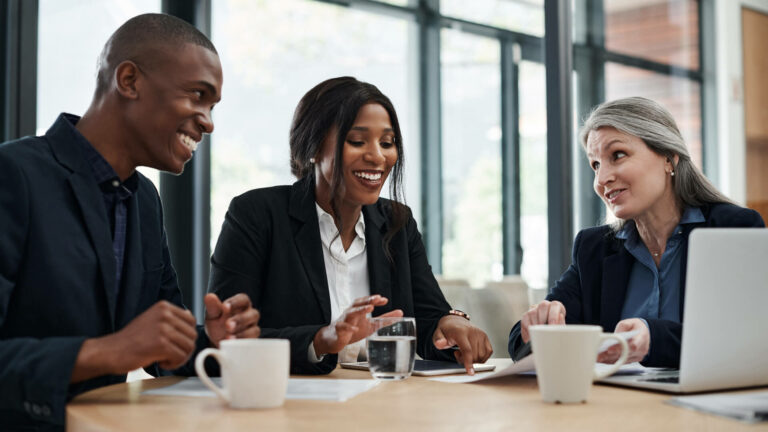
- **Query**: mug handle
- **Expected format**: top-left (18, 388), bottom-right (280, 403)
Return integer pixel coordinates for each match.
top-left (593, 334), bottom-right (629, 380)
top-left (195, 348), bottom-right (229, 402)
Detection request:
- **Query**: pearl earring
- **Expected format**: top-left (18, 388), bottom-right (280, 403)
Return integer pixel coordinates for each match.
top-left (309, 157), bottom-right (315, 164)
top-left (670, 170), bottom-right (675, 177)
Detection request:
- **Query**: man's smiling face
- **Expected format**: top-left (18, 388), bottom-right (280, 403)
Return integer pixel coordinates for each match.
top-left (129, 43), bottom-right (223, 174)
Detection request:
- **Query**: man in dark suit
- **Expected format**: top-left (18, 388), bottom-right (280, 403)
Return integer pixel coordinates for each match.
top-left (0, 14), bottom-right (259, 430)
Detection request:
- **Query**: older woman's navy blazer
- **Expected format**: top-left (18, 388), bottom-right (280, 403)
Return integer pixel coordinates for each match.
top-left (508, 203), bottom-right (764, 367)
top-left (209, 176), bottom-right (453, 374)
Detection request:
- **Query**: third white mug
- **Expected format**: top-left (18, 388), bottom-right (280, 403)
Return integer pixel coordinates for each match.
top-left (530, 325), bottom-right (629, 403)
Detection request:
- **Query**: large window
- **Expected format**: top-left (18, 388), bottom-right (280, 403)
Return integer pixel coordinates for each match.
top-left (37, 0), bottom-right (161, 184)
top-left (440, 29), bottom-right (502, 287)
top-left (519, 61), bottom-right (548, 289)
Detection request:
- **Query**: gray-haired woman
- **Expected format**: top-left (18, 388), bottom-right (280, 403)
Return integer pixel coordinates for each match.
top-left (508, 97), bottom-right (764, 367)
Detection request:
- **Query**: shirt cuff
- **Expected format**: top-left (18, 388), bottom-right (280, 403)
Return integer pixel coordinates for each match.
top-left (307, 341), bottom-right (325, 363)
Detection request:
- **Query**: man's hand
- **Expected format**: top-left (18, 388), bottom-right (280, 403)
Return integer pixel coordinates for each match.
top-left (204, 293), bottom-right (261, 347)
top-left (598, 318), bottom-right (650, 364)
top-left (313, 295), bottom-right (403, 356)
top-left (432, 315), bottom-right (493, 375)
top-left (520, 300), bottom-right (566, 343)
top-left (71, 300), bottom-right (198, 383)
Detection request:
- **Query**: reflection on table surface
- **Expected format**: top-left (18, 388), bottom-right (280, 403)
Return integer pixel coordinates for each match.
top-left (67, 359), bottom-right (768, 431)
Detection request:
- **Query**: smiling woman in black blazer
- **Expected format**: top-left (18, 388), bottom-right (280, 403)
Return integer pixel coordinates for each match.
top-left (209, 77), bottom-right (492, 375)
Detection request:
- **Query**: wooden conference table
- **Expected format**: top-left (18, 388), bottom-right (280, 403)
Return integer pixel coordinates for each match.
top-left (68, 359), bottom-right (767, 431)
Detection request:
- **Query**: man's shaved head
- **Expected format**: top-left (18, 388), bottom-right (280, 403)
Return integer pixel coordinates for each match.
top-left (94, 13), bottom-right (217, 97)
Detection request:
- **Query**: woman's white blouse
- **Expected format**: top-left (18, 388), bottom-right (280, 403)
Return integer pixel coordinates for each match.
top-left (307, 204), bottom-right (371, 363)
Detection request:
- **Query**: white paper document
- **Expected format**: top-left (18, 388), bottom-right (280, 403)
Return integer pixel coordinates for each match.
top-left (143, 378), bottom-right (379, 402)
top-left (667, 391), bottom-right (768, 423)
top-left (429, 355), bottom-right (536, 383)
top-left (430, 330), bottom-right (642, 384)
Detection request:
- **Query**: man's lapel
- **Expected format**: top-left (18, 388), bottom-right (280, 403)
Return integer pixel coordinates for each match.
top-left (67, 172), bottom-right (118, 326)
top-left (50, 114), bottom-right (118, 325)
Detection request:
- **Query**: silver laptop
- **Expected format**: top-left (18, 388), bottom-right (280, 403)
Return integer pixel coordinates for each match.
top-left (599, 228), bottom-right (768, 393)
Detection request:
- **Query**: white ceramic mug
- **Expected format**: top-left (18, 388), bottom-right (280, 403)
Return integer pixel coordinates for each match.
top-left (529, 325), bottom-right (629, 403)
top-left (194, 339), bottom-right (289, 409)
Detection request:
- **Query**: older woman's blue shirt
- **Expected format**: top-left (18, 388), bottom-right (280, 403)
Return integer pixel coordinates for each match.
top-left (617, 207), bottom-right (705, 322)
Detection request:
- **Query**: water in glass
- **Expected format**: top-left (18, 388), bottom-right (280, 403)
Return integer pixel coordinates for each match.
top-left (366, 317), bottom-right (416, 380)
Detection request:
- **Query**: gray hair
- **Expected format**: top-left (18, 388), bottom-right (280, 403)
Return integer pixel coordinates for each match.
top-left (579, 97), bottom-right (731, 228)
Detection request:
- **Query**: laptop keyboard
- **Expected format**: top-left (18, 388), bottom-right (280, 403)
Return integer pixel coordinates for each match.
top-left (641, 376), bottom-right (679, 383)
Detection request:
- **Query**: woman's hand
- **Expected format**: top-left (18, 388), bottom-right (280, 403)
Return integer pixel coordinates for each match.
top-left (312, 295), bottom-right (403, 356)
top-left (520, 300), bottom-right (566, 343)
top-left (204, 293), bottom-right (261, 348)
top-left (432, 315), bottom-right (493, 375)
top-left (598, 318), bottom-right (650, 364)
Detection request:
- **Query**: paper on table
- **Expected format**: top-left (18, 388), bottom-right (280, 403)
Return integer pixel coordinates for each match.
top-left (667, 391), bottom-right (768, 423)
top-left (430, 330), bottom-right (642, 384)
top-left (430, 355), bottom-right (535, 383)
top-left (143, 378), bottom-right (379, 402)
top-left (287, 379), bottom-right (379, 401)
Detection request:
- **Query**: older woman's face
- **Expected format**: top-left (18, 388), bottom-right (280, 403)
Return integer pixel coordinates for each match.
top-left (586, 127), bottom-right (675, 220)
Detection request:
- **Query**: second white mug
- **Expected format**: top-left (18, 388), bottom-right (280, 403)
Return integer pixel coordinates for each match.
top-left (195, 338), bottom-right (289, 409)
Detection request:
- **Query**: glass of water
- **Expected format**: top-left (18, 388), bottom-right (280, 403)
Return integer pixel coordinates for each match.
top-left (366, 317), bottom-right (416, 380)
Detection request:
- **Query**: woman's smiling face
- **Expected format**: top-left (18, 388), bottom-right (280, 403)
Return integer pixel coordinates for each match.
top-left (315, 103), bottom-right (398, 209)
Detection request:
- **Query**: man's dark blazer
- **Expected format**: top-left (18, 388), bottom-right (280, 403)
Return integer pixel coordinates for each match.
top-left (209, 176), bottom-right (453, 374)
top-left (0, 115), bottom-right (207, 430)
top-left (508, 203), bottom-right (765, 367)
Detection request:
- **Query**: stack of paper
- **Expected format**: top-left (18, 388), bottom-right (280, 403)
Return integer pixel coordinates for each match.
top-left (667, 392), bottom-right (768, 423)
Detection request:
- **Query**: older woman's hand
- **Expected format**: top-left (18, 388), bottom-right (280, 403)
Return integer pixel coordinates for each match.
top-left (598, 318), bottom-right (650, 364)
top-left (432, 316), bottom-right (493, 375)
top-left (520, 300), bottom-right (566, 343)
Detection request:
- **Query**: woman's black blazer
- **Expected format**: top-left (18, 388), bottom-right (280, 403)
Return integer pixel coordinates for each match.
top-left (209, 176), bottom-right (453, 374)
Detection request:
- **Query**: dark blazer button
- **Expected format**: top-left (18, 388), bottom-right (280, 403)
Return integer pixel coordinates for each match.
top-left (24, 401), bottom-right (31, 412)
top-left (32, 404), bottom-right (41, 415)
top-left (42, 405), bottom-right (52, 416)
